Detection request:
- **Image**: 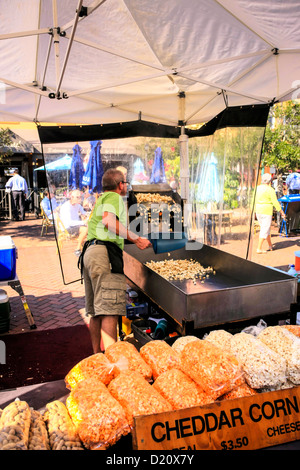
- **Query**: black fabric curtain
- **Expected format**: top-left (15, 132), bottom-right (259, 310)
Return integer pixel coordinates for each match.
top-left (37, 104), bottom-right (270, 144)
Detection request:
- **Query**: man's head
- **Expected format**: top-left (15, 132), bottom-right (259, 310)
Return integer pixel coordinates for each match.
top-left (70, 190), bottom-right (82, 205)
top-left (13, 169), bottom-right (19, 175)
top-left (102, 168), bottom-right (128, 196)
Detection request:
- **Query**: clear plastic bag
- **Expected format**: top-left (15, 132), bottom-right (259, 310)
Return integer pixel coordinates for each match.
top-left (0, 399), bottom-right (31, 450)
top-left (28, 409), bottom-right (50, 450)
top-left (105, 341), bottom-right (152, 381)
top-left (140, 340), bottom-right (181, 380)
top-left (172, 336), bottom-right (200, 354)
top-left (65, 352), bottom-right (116, 389)
top-left (203, 329), bottom-right (233, 351)
top-left (66, 377), bottom-right (130, 450)
top-left (218, 382), bottom-right (257, 401)
top-left (258, 325), bottom-right (300, 385)
top-left (44, 400), bottom-right (84, 450)
top-left (282, 324), bottom-right (300, 338)
top-left (153, 368), bottom-right (215, 410)
top-left (108, 370), bottom-right (172, 428)
top-left (241, 319), bottom-right (267, 337)
top-left (230, 332), bottom-right (287, 390)
top-left (180, 340), bottom-right (245, 400)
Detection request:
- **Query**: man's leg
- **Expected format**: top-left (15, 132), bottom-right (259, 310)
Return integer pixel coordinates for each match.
top-left (89, 315), bottom-right (102, 353)
top-left (11, 192), bottom-right (19, 220)
top-left (101, 315), bottom-right (118, 350)
top-left (20, 192), bottom-right (26, 220)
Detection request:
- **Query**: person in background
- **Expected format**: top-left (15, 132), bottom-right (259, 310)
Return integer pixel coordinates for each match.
top-left (286, 170), bottom-right (300, 195)
top-left (5, 169), bottom-right (28, 221)
top-left (79, 168), bottom-right (151, 354)
top-left (255, 173), bottom-right (286, 253)
top-left (59, 189), bottom-right (88, 255)
top-left (116, 166), bottom-right (128, 182)
top-left (41, 189), bottom-right (57, 220)
top-left (82, 187), bottom-right (96, 212)
top-left (273, 170), bottom-right (285, 228)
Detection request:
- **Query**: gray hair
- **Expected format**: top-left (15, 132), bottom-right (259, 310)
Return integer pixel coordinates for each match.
top-left (102, 168), bottom-right (124, 191)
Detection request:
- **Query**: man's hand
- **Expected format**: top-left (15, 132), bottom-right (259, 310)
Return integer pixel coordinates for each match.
top-left (135, 236), bottom-right (152, 250)
top-left (102, 211), bottom-right (151, 250)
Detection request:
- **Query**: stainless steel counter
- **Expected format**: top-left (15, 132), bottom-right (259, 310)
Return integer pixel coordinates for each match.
top-left (124, 242), bottom-right (297, 331)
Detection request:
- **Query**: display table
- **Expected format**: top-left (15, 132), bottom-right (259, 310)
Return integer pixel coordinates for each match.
top-left (278, 194), bottom-right (300, 236)
top-left (200, 210), bottom-right (233, 245)
top-left (0, 379), bottom-right (299, 451)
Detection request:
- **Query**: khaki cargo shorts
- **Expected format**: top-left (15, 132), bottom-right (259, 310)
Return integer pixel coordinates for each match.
top-left (83, 244), bottom-right (126, 317)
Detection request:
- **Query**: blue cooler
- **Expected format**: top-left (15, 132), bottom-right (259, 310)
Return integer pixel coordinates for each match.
top-left (0, 236), bottom-right (17, 281)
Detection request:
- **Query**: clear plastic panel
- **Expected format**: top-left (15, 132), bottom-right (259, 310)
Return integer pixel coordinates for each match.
top-left (38, 130), bottom-right (264, 284)
top-left (188, 127), bottom-right (265, 258)
top-left (39, 137), bottom-right (181, 284)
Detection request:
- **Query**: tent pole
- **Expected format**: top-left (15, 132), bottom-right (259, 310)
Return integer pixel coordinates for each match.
top-left (178, 91), bottom-right (189, 205)
top-left (35, 35), bottom-right (53, 121)
top-left (179, 128), bottom-right (189, 205)
top-left (52, 0), bottom-right (61, 87)
top-left (55, 0), bottom-right (83, 97)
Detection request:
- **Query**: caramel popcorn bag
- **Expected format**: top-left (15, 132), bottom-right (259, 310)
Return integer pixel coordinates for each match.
top-left (180, 340), bottom-right (244, 400)
top-left (65, 352), bottom-right (116, 390)
top-left (282, 324), bottom-right (300, 338)
top-left (66, 377), bottom-right (130, 450)
top-left (105, 341), bottom-right (152, 381)
top-left (153, 368), bottom-right (215, 410)
top-left (108, 370), bottom-right (172, 428)
top-left (218, 382), bottom-right (257, 401)
top-left (172, 336), bottom-right (201, 354)
top-left (140, 340), bottom-right (181, 380)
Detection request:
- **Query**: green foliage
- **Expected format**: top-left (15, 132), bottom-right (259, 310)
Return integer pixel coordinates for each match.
top-left (0, 128), bottom-right (13, 163)
top-left (223, 170), bottom-right (240, 209)
top-left (262, 101), bottom-right (300, 172)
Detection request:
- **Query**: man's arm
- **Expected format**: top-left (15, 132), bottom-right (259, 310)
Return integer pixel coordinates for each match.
top-left (102, 211), bottom-right (151, 250)
top-left (5, 177), bottom-right (12, 189)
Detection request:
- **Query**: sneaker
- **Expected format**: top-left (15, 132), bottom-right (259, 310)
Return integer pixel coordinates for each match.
top-left (74, 250), bottom-right (81, 256)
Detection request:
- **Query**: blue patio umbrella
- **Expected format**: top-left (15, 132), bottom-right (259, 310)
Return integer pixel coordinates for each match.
top-left (34, 154), bottom-right (72, 190)
top-left (132, 157), bottom-right (149, 183)
top-left (34, 154), bottom-right (72, 172)
top-left (69, 143), bottom-right (85, 190)
top-left (150, 146), bottom-right (166, 184)
top-left (196, 153), bottom-right (221, 203)
top-left (82, 140), bottom-right (104, 193)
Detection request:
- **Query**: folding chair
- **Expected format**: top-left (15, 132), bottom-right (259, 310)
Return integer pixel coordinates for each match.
top-left (40, 203), bottom-right (53, 236)
top-left (54, 213), bottom-right (72, 252)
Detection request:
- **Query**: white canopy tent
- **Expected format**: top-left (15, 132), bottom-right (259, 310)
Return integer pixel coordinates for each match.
top-left (0, 0), bottom-right (299, 128)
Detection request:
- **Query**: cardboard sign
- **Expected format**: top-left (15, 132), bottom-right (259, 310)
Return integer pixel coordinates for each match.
top-left (132, 387), bottom-right (300, 450)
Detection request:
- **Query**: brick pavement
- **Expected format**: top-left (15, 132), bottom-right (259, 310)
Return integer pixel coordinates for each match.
top-left (0, 213), bottom-right (299, 337)
top-left (0, 214), bottom-right (88, 335)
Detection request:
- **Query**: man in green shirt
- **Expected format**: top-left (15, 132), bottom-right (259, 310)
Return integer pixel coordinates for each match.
top-left (82, 168), bottom-right (151, 353)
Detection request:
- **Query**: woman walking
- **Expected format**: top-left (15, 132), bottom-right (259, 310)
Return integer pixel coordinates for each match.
top-left (255, 173), bottom-right (286, 253)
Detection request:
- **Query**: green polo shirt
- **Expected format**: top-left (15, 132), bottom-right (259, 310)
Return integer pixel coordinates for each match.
top-left (87, 191), bottom-right (127, 250)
